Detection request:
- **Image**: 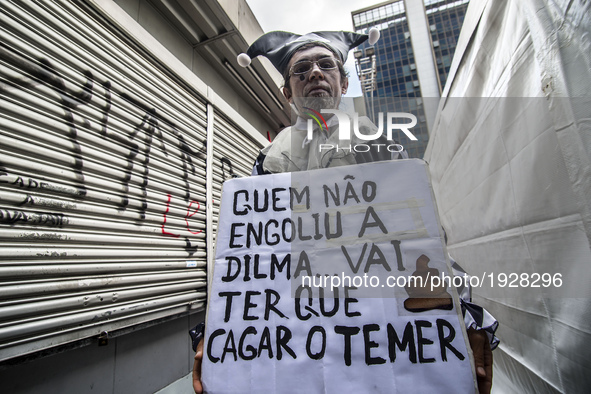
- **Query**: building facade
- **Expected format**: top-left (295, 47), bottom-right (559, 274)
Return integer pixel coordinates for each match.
top-left (352, 0), bottom-right (469, 158)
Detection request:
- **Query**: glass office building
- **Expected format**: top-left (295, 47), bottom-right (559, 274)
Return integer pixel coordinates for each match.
top-left (352, 0), bottom-right (470, 158)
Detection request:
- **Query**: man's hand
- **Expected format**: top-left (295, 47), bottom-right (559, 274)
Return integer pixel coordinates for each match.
top-left (468, 328), bottom-right (493, 394)
top-left (192, 338), bottom-right (204, 394)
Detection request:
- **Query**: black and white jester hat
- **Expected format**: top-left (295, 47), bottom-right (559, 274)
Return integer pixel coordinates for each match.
top-left (237, 29), bottom-right (380, 75)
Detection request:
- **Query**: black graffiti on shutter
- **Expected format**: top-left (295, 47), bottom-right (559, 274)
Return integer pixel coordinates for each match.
top-left (121, 93), bottom-right (207, 204)
top-left (0, 44), bottom-right (89, 197)
top-left (18, 194), bottom-right (35, 207)
top-left (38, 58), bottom-right (91, 195)
top-left (2, 43), bottom-right (207, 205)
top-left (220, 157), bottom-right (239, 181)
top-left (185, 236), bottom-right (198, 257)
top-left (174, 127), bottom-right (205, 202)
top-left (0, 163), bottom-right (72, 228)
top-left (0, 209), bottom-right (66, 227)
top-left (121, 102), bottom-right (159, 221)
top-left (0, 46), bottom-right (210, 255)
top-left (98, 79), bottom-right (129, 210)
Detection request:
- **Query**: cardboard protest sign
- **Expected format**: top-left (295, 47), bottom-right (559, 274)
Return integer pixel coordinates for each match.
top-left (203, 159), bottom-right (477, 393)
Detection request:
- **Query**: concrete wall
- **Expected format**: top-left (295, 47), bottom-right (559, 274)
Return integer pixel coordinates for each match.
top-left (113, 0), bottom-right (276, 135)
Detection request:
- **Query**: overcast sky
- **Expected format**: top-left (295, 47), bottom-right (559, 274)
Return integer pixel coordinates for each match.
top-left (245, 0), bottom-right (383, 96)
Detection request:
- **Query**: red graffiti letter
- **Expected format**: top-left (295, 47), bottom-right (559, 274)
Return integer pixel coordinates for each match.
top-left (161, 194), bottom-right (180, 238)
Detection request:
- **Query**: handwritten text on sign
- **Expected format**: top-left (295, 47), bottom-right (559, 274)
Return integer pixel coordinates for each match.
top-left (203, 160), bottom-right (476, 393)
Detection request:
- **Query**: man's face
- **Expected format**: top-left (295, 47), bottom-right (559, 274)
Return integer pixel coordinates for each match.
top-left (283, 46), bottom-right (349, 113)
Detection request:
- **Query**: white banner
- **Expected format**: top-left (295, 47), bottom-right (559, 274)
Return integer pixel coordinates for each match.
top-left (203, 159), bottom-right (476, 393)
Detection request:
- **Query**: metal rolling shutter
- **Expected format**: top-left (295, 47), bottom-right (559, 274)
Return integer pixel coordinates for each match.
top-left (0, 0), bottom-right (265, 361)
top-left (210, 111), bottom-right (265, 242)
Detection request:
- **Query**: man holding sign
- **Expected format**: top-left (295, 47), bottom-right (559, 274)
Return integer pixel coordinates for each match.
top-left (193, 29), bottom-right (497, 394)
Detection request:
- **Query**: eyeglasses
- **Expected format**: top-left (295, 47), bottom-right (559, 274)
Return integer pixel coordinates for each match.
top-left (289, 58), bottom-right (341, 76)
